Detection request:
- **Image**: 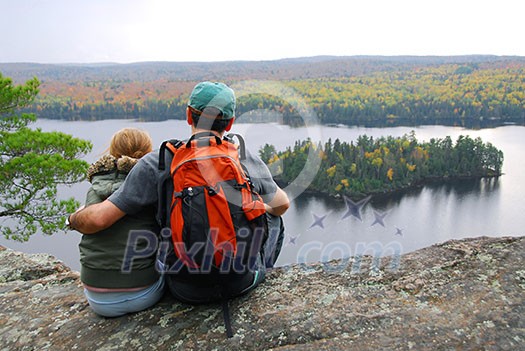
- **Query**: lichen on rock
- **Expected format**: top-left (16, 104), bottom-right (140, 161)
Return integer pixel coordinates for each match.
top-left (0, 236), bottom-right (523, 350)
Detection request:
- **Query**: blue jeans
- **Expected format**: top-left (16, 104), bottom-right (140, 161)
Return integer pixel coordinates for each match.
top-left (84, 272), bottom-right (165, 318)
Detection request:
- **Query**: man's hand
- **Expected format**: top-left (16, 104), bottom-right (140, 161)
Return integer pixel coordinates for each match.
top-left (69, 200), bottom-right (125, 234)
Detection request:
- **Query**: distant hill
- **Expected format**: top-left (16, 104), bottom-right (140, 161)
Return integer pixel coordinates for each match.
top-left (1, 55), bottom-right (524, 126)
top-left (2, 55), bottom-right (524, 83)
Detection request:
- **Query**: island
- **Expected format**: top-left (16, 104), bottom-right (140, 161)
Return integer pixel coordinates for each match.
top-left (259, 132), bottom-right (504, 199)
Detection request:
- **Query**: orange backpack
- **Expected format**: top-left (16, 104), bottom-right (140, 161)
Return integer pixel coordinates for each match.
top-left (159, 132), bottom-right (268, 275)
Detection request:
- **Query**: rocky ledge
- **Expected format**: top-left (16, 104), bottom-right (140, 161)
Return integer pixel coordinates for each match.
top-left (1, 236), bottom-right (524, 350)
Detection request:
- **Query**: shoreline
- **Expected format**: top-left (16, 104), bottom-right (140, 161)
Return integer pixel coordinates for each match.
top-left (278, 174), bottom-right (503, 201)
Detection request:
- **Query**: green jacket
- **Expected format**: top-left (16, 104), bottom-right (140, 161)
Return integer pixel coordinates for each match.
top-left (79, 155), bottom-right (160, 288)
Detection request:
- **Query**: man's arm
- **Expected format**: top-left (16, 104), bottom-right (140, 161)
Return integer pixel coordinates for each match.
top-left (264, 187), bottom-right (290, 216)
top-left (69, 199), bottom-right (125, 234)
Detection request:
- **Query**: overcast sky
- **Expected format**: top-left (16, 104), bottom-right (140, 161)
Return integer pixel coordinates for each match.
top-left (1, 0), bottom-right (523, 63)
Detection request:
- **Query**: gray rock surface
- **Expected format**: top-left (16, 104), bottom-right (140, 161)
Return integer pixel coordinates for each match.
top-left (1, 236), bottom-right (524, 350)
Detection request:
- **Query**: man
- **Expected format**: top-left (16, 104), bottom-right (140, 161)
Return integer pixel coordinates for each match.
top-left (68, 81), bottom-right (290, 302)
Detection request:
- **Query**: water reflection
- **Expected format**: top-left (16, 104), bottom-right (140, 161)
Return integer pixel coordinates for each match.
top-left (426, 177), bottom-right (501, 200)
top-left (276, 176), bottom-right (504, 267)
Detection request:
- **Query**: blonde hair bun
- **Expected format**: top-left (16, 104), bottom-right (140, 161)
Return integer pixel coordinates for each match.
top-left (109, 128), bottom-right (153, 159)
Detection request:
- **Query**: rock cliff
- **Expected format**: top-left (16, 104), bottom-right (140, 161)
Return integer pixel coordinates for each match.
top-left (1, 236), bottom-right (523, 350)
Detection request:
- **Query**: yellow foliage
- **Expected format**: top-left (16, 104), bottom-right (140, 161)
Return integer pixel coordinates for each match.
top-left (411, 146), bottom-right (428, 160)
top-left (326, 165), bottom-right (337, 177)
top-left (268, 154), bottom-right (280, 165)
top-left (300, 141), bottom-right (314, 153)
top-left (341, 179), bottom-right (350, 188)
top-left (335, 184), bottom-right (343, 192)
top-left (387, 168), bottom-right (394, 181)
top-left (372, 157), bottom-right (383, 168)
top-left (406, 163), bottom-right (416, 172)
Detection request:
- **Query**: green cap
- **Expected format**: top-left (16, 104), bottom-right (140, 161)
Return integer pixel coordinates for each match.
top-left (188, 82), bottom-right (236, 119)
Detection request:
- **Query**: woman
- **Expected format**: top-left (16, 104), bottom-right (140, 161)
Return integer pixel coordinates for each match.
top-left (78, 127), bottom-right (164, 317)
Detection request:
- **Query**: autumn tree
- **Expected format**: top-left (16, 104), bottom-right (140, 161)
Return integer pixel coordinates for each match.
top-left (0, 73), bottom-right (92, 241)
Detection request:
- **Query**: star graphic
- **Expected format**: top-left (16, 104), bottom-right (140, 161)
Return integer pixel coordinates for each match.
top-left (341, 195), bottom-right (371, 221)
top-left (287, 235), bottom-right (298, 246)
top-left (394, 227), bottom-right (404, 236)
top-left (309, 212), bottom-right (328, 229)
top-left (370, 210), bottom-right (389, 227)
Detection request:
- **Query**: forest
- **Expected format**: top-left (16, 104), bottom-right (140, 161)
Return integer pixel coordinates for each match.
top-left (259, 133), bottom-right (504, 199)
top-left (1, 56), bottom-right (524, 127)
top-left (286, 64), bottom-right (525, 126)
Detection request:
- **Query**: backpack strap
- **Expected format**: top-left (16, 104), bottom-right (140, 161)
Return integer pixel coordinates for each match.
top-left (158, 139), bottom-right (183, 228)
top-left (225, 133), bottom-right (246, 161)
top-left (221, 299), bottom-right (234, 338)
top-left (158, 139), bottom-right (183, 171)
top-left (186, 131), bottom-right (222, 148)
top-left (218, 279), bottom-right (234, 338)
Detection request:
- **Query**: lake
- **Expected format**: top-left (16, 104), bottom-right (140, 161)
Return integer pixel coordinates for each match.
top-left (1, 119), bottom-right (523, 271)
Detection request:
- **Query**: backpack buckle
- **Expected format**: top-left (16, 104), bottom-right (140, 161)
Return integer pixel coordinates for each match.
top-left (182, 187), bottom-right (194, 198)
top-left (207, 185), bottom-right (219, 196)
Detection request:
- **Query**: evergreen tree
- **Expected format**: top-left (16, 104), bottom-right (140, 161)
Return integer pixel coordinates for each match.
top-left (0, 73), bottom-right (92, 241)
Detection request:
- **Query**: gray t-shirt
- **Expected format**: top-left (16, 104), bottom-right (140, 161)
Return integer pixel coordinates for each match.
top-left (108, 144), bottom-right (278, 225)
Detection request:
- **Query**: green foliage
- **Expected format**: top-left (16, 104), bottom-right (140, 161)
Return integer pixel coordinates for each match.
top-left (258, 143), bottom-right (277, 163)
top-left (265, 133), bottom-right (503, 199)
top-left (0, 73), bottom-right (39, 130)
top-left (0, 73), bottom-right (92, 241)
